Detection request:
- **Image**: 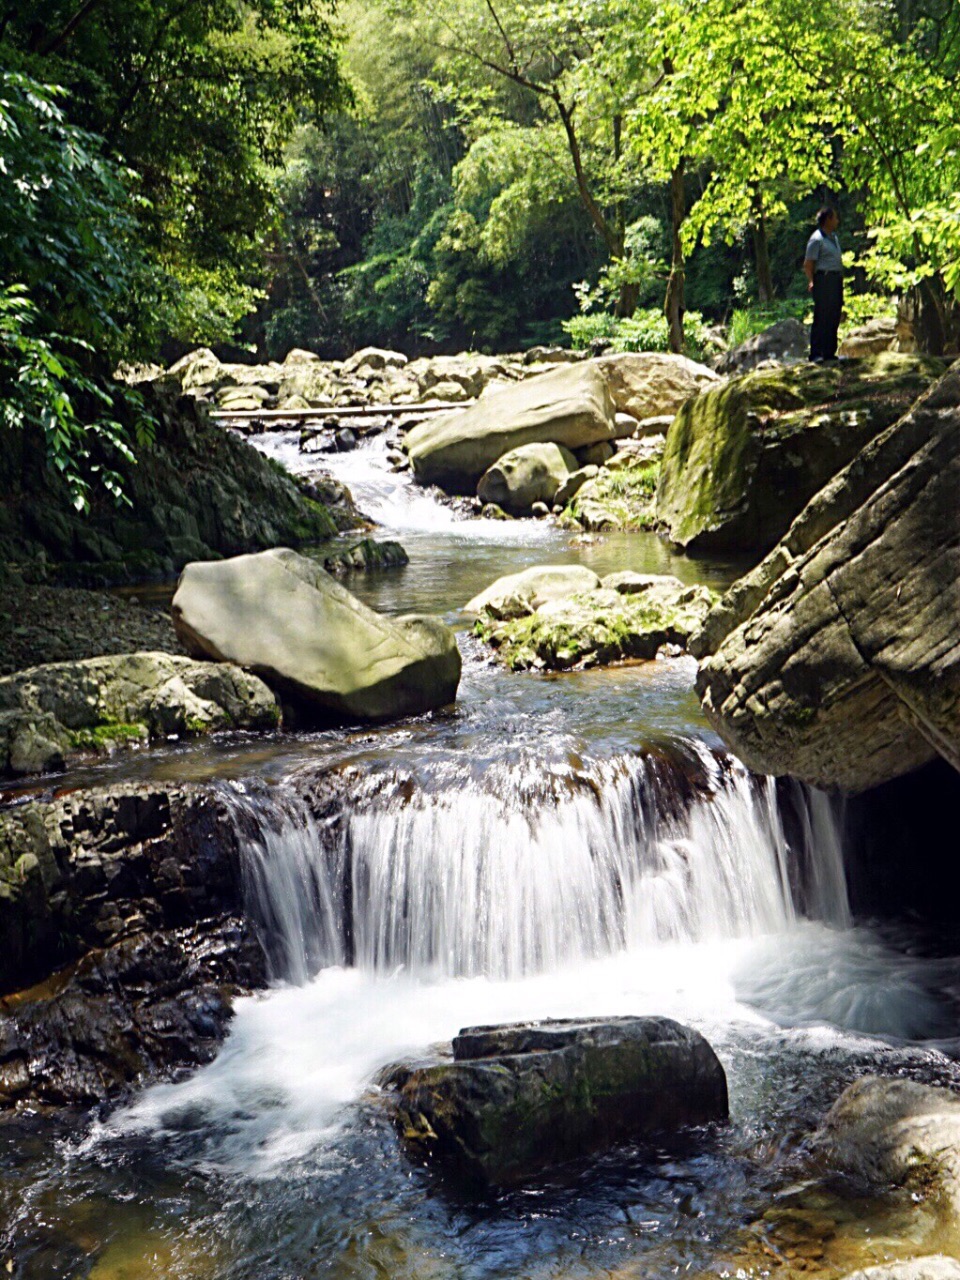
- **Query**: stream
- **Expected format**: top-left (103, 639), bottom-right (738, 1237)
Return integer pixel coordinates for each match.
top-left (2, 432), bottom-right (960, 1280)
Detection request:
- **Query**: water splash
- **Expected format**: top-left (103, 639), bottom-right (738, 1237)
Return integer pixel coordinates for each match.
top-left (228, 744), bottom-right (850, 986)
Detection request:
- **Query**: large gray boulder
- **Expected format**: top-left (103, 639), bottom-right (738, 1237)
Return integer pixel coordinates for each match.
top-left (692, 359), bottom-right (960, 794)
top-left (594, 352), bottom-right (719, 419)
top-left (464, 564), bottom-right (601, 619)
top-left (815, 1077), bottom-right (960, 1217)
top-left (656, 354), bottom-right (945, 555)
top-left (0, 652), bottom-right (279, 776)
top-left (172, 549), bottom-right (461, 721)
top-left (715, 318), bottom-right (809, 376)
top-left (476, 442), bottom-right (577, 514)
top-left (385, 1016), bottom-right (728, 1187)
top-left (404, 362), bottom-right (616, 492)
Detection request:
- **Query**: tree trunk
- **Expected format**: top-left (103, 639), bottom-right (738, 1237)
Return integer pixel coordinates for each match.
top-left (615, 280), bottom-right (640, 318)
top-left (751, 196), bottom-right (774, 304)
top-left (664, 161), bottom-right (686, 354)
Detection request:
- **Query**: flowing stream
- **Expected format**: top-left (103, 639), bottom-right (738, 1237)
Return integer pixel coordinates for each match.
top-left (3, 432), bottom-right (960, 1279)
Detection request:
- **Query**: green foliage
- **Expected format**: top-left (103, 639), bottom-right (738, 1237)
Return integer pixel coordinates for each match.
top-left (0, 74), bottom-right (156, 509)
top-left (563, 308), bottom-right (712, 358)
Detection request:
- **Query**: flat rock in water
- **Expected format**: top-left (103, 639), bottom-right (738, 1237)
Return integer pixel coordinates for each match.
top-left (841, 1261), bottom-right (960, 1280)
top-left (404, 362), bottom-right (616, 492)
top-left (385, 1015), bottom-right (728, 1188)
top-left (172, 548), bottom-right (461, 722)
top-left (464, 564), bottom-right (601, 619)
top-left (656, 353), bottom-right (945, 555)
top-left (693, 358), bottom-right (960, 793)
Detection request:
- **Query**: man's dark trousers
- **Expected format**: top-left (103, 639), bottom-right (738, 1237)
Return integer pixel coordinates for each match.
top-left (810, 272), bottom-right (843, 359)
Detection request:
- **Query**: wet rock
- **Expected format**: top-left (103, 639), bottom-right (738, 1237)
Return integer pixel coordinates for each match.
top-left (595, 352), bottom-right (719, 419)
top-left (0, 783), bottom-right (247, 996)
top-left (404, 362), bottom-right (617, 493)
top-left (656, 353), bottom-right (945, 555)
top-left (0, 652), bottom-right (279, 776)
top-left (693, 359), bottom-right (960, 793)
top-left (173, 549), bottom-right (461, 722)
top-left (386, 1016), bottom-right (728, 1188)
top-left (297, 469), bottom-right (366, 531)
top-left (0, 919), bottom-right (263, 1107)
top-left (334, 428), bottom-right (357, 451)
top-left (464, 565), bottom-right (601, 619)
top-left (472, 573), bottom-right (715, 670)
top-left (323, 538), bottom-right (409, 575)
top-left (815, 1077), bottom-right (960, 1216)
top-left (476, 442), bottom-right (577, 515)
top-left (715, 318), bottom-right (809, 376)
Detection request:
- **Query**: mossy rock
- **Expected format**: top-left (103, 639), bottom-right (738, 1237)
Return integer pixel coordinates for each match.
top-left (656, 353), bottom-right (946, 555)
top-left (563, 457), bottom-right (660, 532)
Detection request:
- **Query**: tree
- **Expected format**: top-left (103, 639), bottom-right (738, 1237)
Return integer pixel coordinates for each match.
top-left (0, 74), bottom-right (157, 509)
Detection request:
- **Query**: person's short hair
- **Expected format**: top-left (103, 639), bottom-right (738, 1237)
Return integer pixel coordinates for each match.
top-left (817, 206), bottom-right (837, 228)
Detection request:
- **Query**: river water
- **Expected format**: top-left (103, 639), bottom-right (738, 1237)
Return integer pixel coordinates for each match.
top-left (2, 432), bottom-right (960, 1279)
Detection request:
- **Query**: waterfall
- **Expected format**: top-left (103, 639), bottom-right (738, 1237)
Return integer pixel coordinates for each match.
top-left (227, 742), bottom-right (849, 986)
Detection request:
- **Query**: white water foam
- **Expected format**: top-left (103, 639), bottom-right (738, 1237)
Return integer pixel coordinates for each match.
top-left (102, 749), bottom-right (945, 1177)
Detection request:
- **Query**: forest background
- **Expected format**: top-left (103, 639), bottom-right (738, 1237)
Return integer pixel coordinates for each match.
top-left (1, 0), bottom-right (959, 503)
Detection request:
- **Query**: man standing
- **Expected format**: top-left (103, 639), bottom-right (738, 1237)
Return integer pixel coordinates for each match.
top-left (803, 207), bottom-right (844, 361)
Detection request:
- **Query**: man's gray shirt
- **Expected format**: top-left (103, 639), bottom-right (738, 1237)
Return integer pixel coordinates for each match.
top-left (805, 229), bottom-right (843, 273)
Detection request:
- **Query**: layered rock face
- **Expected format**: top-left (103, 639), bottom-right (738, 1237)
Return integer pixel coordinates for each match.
top-left (657, 354), bottom-right (945, 556)
top-left (404, 362), bottom-right (617, 492)
top-left (386, 1016), bottom-right (728, 1187)
top-left (692, 360), bottom-right (960, 794)
top-left (0, 651), bottom-right (279, 775)
top-left (173, 548), bottom-right (461, 721)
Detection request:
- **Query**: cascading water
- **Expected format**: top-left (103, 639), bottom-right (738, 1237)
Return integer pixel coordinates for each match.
top-left (232, 744), bottom-right (850, 988)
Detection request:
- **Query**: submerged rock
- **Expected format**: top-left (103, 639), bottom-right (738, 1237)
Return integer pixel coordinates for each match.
top-left (476, 442), bottom-right (577, 514)
top-left (173, 548), bottom-right (461, 722)
top-left (385, 1016), bottom-right (728, 1188)
top-left (693, 359), bottom-right (960, 793)
top-left (471, 570), bottom-right (715, 671)
top-left (0, 652), bottom-right (279, 776)
top-left (322, 538), bottom-right (409, 575)
top-left (815, 1077), bottom-right (960, 1217)
top-left (404, 362), bottom-right (617, 493)
top-left (656, 353), bottom-right (945, 555)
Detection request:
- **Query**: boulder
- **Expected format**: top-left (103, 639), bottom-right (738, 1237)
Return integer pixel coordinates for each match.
top-left (0, 652), bottom-right (279, 776)
top-left (840, 315), bottom-right (898, 358)
top-left (473, 574), bottom-right (715, 670)
top-left (404, 362), bottom-right (617, 493)
top-left (814, 1077), bottom-right (960, 1217)
top-left (692, 359), bottom-right (960, 793)
top-left (167, 347), bottom-right (221, 393)
top-left (476, 442), bottom-right (577, 514)
top-left (614, 412), bottom-right (641, 439)
top-left (576, 440), bottom-right (616, 467)
top-left (522, 345), bottom-right (581, 365)
top-left (656, 354), bottom-right (945, 555)
top-left (385, 1016), bottom-right (728, 1187)
top-left (172, 548), bottom-right (461, 721)
top-left (464, 564), bottom-right (601, 619)
top-left (715, 318), bottom-right (809, 376)
top-left (594, 352), bottom-right (720, 419)
top-left (342, 347), bottom-right (408, 374)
